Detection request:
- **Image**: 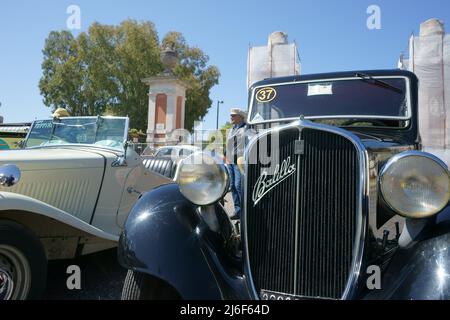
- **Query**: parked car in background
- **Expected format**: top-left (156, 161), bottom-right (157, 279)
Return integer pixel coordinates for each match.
top-left (139, 145), bottom-right (202, 182)
top-left (153, 145), bottom-right (201, 159)
top-left (0, 116), bottom-right (173, 300)
top-left (141, 145), bottom-right (157, 157)
top-left (119, 69), bottom-right (450, 300)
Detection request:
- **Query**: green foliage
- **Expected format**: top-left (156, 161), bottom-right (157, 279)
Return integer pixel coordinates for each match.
top-left (162, 31), bottom-right (220, 130)
top-left (219, 121), bottom-right (233, 138)
top-left (39, 20), bottom-right (220, 131)
top-left (128, 128), bottom-right (146, 140)
top-left (205, 121), bottom-right (232, 155)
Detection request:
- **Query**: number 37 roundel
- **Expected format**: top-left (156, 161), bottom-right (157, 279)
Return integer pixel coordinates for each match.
top-left (255, 87), bottom-right (277, 103)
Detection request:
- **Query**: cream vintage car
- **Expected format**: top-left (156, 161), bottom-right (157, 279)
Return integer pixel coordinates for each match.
top-left (0, 116), bottom-right (172, 300)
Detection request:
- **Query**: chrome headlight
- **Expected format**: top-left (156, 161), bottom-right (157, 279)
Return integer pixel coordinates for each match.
top-left (379, 151), bottom-right (450, 218)
top-left (178, 152), bottom-right (229, 206)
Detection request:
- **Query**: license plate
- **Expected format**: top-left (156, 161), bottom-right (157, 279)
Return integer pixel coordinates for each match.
top-left (260, 290), bottom-right (300, 300)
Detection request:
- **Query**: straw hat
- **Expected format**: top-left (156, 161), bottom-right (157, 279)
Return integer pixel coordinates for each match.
top-left (230, 108), bottom-right (246, 118)
top-left (53, 108), bottom-right (70, 118)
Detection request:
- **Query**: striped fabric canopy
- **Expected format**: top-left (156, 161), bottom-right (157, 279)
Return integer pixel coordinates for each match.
top-left (0, 125), bottom-right (30, 134)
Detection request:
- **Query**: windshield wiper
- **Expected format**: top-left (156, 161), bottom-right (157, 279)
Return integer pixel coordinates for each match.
top-left (355, 73), bottom-right (403, 94)
top-left (48, 118), bottom-right (61, 143)
top-left (93, 116), bottom-right (102, 143)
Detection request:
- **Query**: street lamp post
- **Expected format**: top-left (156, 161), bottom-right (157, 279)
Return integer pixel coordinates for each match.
top-left (216, 100), bottom-right (224, 130)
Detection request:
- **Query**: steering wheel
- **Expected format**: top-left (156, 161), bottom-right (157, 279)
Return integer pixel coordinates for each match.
top-left (94, 140), bottom-right (122, 148)
top-left (39, 136), bottom-right (69, 146)
top-left (341, 119), bottom-right (388, 127)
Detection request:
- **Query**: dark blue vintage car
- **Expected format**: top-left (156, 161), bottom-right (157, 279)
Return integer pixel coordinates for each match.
top-left (118, 69), bottom-right (450, 300)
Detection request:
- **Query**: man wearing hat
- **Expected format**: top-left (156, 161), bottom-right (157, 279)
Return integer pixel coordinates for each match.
top-left (52, 107), bottom-right (71, 118)
top-left (226, 108), bottom-right (247, 219)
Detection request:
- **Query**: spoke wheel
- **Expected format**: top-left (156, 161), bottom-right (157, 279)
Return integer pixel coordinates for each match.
top-left (0, 220), bottom-right (47, 300)
top-left (0, 245), bottom-right (31, 300)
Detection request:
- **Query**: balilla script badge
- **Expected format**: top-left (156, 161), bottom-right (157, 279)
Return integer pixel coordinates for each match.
top-left (252, 157), bottom-right (297, 206)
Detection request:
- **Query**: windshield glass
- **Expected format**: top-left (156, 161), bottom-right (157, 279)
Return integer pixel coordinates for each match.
top-left (249, 77), bottom-right (409, 124)
top-left (24, 117), bottom-right (127, 151)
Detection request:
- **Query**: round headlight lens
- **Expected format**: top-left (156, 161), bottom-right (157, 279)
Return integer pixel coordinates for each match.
top-left (380, 152), bottom-right (450, 218)
top-left (178, 153), bottom-right (229, 206)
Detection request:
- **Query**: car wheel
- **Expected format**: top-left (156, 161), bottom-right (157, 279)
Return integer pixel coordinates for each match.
top-left (121, 270), bottom-right (180, 300)
top-left (0, 220), bottom-right (47, 300)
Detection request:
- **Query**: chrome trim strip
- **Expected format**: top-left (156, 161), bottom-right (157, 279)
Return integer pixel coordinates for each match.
top-left (293, 132), bottom-right (302, 296)
top-left (247, 76), bottom-right (412, 125)
top-left (380, 150), bottom-right (450, 173)
top-left (25, 145), bottom-right (124, 154)
top-left (242, 119), bottom-right (369, 300)
top-left (123, 117), bottom-right (130, 147)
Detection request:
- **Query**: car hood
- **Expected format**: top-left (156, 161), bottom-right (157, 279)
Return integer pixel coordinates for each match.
top-left (351, 132), bottom-right (415, 153)
top-left (0, 148), bottom-right (105, 171)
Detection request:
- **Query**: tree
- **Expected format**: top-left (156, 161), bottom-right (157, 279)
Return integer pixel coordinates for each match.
top-left (219, 121), bottom-right (233, 138)
top-left (162, 32), bottom-right (220, 130)
top-left (39, 31), bottom-right (86, 114)
top-left (128, 128), bottom-right (146, 142)
top-left (206, 121), bottom-right (232, 154)
top-left (39, 20), bottom-right (220, 131)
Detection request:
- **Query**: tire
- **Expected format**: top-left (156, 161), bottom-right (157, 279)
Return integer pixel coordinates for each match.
top-left (0, 220), bottom-right (47, 300)
top-left (121, 270), bottom-right (180, 300)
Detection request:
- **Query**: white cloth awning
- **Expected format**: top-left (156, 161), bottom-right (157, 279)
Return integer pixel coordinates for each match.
top-left (0, 126), bottom-right (29, 134)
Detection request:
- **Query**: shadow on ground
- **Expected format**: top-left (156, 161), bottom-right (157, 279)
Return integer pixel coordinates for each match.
top-left (41, 193), bottom-right (235, 300)
top-left (43, 248), bottom-right (127, 300)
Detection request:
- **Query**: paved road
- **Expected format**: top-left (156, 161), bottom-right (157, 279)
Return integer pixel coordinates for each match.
top-left (43, 248), bottom-right (126, 300)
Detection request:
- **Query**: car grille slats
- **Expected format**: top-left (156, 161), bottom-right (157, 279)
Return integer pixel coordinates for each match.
top-left (245, 127), bottom-right (360, 300)
top-left (246, 128), bottom-right (299, 294)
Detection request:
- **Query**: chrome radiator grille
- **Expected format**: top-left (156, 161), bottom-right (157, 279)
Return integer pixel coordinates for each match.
top-left (245, 126), bottom-right (361, 299)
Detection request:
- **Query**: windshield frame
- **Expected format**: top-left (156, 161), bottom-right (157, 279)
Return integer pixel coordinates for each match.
top-left (248, 75), bottom-right (412, 125)
top-left (24, 116), bottom-right (129, 151)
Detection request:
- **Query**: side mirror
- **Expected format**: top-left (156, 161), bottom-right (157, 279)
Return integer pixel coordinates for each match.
top-left (0, 164), bottom-right (21, 187)
top-left (112, 141), bottom-right (130, 167)
top-left (16, 140), bottom-right (25, 149)
top-left (112, 155), bottom-right (127, 167)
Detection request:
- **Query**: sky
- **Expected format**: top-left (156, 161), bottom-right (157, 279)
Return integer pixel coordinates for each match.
top-left (0, 0), bottom-right (449, 130)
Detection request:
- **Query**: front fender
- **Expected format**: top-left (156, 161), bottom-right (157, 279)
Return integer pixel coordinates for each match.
top-left (365, 222), bottom-right (450, 300)
top-left (118, 183), bottom-right (250, 300)
top-left (0, 191), bottom-right (118, 241)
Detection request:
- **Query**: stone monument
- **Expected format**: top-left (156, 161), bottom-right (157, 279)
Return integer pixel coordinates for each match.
top-left (142, 46), bottom-right (189, 146)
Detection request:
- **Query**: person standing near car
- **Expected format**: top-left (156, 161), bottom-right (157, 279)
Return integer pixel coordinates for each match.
top-left (226, 108), bottom-right (247, 219)
top-left (52, 107), bottom-right (70, 118)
